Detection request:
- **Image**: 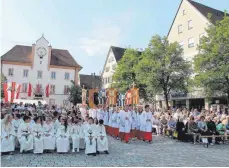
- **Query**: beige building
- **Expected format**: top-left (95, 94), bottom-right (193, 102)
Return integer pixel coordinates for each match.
top-left (156, 0), bottom-right (228, 110)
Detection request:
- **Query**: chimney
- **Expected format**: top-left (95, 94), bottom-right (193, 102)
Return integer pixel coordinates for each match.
top-left (94, 73), bottom-right (95, 76)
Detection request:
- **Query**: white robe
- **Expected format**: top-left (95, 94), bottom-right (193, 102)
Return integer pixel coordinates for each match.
top-left (12, 119), bottom-right (22, 148)
top-left (91, 109), bottom-right (97, 119)
top-left (43, 123), bottom-right (56, 150)
top-left (56, 125), bottom-right (70, 153)
top-left (71, 124), bottom-right (81, 151)
top-left (84, 124), bottom-right (97, 154)
top-left (143, 111), bottom-right (153, 132)
top-left (111, 113), bottom-right (119, 128)
top-left (131, 111), bottom-right (138, 129)
top-left (1, 122), bottom-right (16, 152)
top-left (119, 110), bottom-right (132, 133)
top-left (96, 125), bottom-right (108, 152)
top-left (138, 112), bottom-right (146, 131)
top-left (32, 123), bottom-right (44, 153)
top-left (108, 112), bottom-right (113, 128)
top-left (103, 111), bottom-right (109, 126)
top-left (18, 122), bottom-right (33, 153)
top-left (79, 122), bottom-right (86, 149)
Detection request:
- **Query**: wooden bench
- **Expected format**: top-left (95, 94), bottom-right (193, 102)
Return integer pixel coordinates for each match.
top-left (198, 134), bottom-right (229, 148)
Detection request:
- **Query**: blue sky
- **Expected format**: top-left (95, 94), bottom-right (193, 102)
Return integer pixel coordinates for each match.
top-left (1, 0), bottom-right (228, 75)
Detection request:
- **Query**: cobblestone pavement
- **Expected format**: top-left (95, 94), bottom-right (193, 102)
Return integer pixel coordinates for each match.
top-left (1, 136), bottom-right (229, 167)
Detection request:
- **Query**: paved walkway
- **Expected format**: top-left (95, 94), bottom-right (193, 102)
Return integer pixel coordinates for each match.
top-left (1, 136), bottom-right (229, 167)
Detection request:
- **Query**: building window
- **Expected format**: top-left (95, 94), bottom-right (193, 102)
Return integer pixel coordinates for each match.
top-left (22, 83), bottom-right (28, 92)
top-left (51, 72), bottom-right (56, 79)
top-left (179, 41), bottom-right (184, 49)
top-left (105, 67), bottom-right (110, 72)
top-left (37, 71), bottom-right (43, 79)
top-left (50, 85), bottom-right (55, 94)
top-left (183, 9), bottom-right (186, 15)
top-left (104, 78), bottom-right (107, 84)
top-left (199, 32), bottom-right (208, 44)
top-left (8, 68), bottom-right (14, 76)
top-left (178, 25), bottom-right (183, 34)
top-left (112, 64), bottom-right (117, 70)
top-left (23, 69), bottom-right (29, 78)
top-left (108, 77), bottom-right (112, 83)
top-left (36, 84), bottom-right (42, 93)
top-left (188, 20), bottom-right (193, 29)
top-left (65, 72), bottom-right (70, 80)
top-left (64, 85), bottom-right (70, 95)
top-left (188, 37), bottom-right (195, 48)
top-left (108, 56), bottom-right (114, 63)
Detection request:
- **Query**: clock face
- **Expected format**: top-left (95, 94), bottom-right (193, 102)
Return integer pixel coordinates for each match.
top-left (36, 47), bottom-right (47, 58)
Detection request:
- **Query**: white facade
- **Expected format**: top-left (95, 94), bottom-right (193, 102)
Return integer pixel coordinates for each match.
top-left (1, 36), bottom-right (80, 107)
top-left (102, 49), bottom-right (117, 89)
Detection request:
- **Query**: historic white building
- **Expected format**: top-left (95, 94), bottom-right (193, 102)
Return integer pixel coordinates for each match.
top-left (101, 46), bottom-right (125, 89)
top-left (1, 36), bottom-right (82, 106)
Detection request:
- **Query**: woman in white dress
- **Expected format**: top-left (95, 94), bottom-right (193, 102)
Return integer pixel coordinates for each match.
top-left (1, 114), bottom-right (16, 155)
top-left (32, 117), bottom-right (44, 154)
top-left (12, 114), bottom-right (22, 148)
top-left (71, 118), bottom-right (81, 153)
top-left (56, 118), bottom-right (70, 153)
top-left (84, 117), bottom-right (97, 156)
top-left (18, 116), bottom-right (33, 153)
top-left (96, 119), bottom-right (109, 154)
top-left (43, 117), bottom-right (56, 152)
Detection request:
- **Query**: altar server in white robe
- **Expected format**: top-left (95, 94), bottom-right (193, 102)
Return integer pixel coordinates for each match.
top-left (119, 106), bottom-right (132, 143)
top-left (18, 116), bottom-right (33, 153)
top-left (111, 109), bottom-right (120, 139)
top-left (56, 118), bottom-right (70, 153)
top-left (1, 114), bottom-right (16, 154)
top-left (103, 108), bottom-right (109, 133)
top-left (108, 108), bottom-right (114, 135)
top-left (130, 106), bottom-right (138, 140)
top-left (91, 107), bottom-right (97, 119)
top-left (12, 114), bottom-right (22, 148)
top-left (32, 117), bottom-right (44, 154)
top-left (71, 118), bottom-right (81, 153)
top-left (96, 119), bottom-right (109, 154)
top-left (84, 117), bottom-right (97, 156)
top-left (136, 107), bottom-right (144, 140)
top-left (143, 105), bottom-right (153, 143)
top-left (43, 117), bottom-right (56, 151)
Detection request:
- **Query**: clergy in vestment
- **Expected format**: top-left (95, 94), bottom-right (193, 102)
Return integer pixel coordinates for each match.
top-left (96, 119), bottom-right (109, 154)
top-left (1, 114), bottom-right (16, 154)
top-left (108, 108), bottom-right (114, 135)
top-left (130, 106), bottom-right (138, 140)
top-left (103, 108), bottom-right (109, 134)
top-left (84, 117), bottom-right (97, 156)
top-left (43, 117), bottom-right (56, 151)
top-left (56, 118), bottom-right (70, 153)
top-left (143, 105), bottom-right (153, 143)
top-left (119, 106), bottom-right (132, 143)
top-left (137, 108), bottom-right (145, 140)
top-left (32, 117), bottom-right (44, 154)
top-left (18, 116), bottom-right (33, 153)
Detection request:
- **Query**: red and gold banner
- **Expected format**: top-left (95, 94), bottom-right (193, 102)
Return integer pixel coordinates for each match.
top-left (131, 87), bottom-right (139, 105)
top-left (106, 88), bottom-right (118, 106)
top-left (125, 89), bottom-right (132, 105)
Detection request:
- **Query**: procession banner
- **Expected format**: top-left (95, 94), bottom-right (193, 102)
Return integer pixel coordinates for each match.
top-left (131, 87), bottom-right (139, 105)
top-left (82, 87), bottom-right (87, 105)
top-left (88, 89), bottom-right (99, 108)
top-left (125, 89), bottom-right (132, 105)
top-left (106, 88), bottom-right (118, 105)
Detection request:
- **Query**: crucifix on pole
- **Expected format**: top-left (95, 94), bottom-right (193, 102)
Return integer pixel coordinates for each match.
top-left (131, 81), bottom-right (136, 89)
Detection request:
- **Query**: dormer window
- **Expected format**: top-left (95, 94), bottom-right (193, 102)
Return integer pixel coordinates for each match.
top-left (105, 67), bottom-right (110, 72)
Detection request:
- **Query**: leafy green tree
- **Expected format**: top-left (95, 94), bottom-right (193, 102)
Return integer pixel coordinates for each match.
top-left (194, 14), bottom-right (229, 105)
top-left (1, 73), bottom-right (7, 98)
top-left (112, 48), bottom-right (149, 101)
top-left (135, 35), bottom-right (191, 110)
top-left (68, 80), bottom-right (82, 105)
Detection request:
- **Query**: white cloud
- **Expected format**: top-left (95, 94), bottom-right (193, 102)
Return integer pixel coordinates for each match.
top-left (79, 20), bottom-right (121, 56)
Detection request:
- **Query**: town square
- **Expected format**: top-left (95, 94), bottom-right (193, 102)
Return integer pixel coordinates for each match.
top-left (1, 0), bottom-right (229, 167)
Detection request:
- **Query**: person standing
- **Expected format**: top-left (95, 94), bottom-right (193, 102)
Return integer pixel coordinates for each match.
top-left (143, 105), bottom-right (153, 143)
top-left (130, 106), bottom-right (137, 140)
top-left (119, 105), bottom-right (132, 143)
top-left (43, 117), bottom-right (56, 152)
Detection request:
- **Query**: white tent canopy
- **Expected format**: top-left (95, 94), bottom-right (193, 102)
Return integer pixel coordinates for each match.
top-left (13, 99), bottom-right (47, 105)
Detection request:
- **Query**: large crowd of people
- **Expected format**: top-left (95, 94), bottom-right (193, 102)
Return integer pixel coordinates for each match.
top-left (1, 102), bottom-right (229, 156)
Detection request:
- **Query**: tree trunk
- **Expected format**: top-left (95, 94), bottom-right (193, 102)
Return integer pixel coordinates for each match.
top-left (164, 91), bottom-right (169, 111)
